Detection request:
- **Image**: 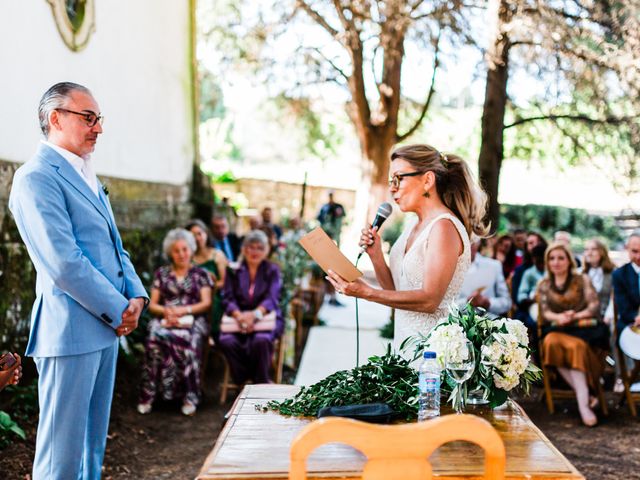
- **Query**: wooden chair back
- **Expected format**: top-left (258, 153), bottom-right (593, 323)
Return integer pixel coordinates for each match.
top-left (612, 299), bottom-right (639, 416)
top-left (289, 415), bottom-right (505, 480)
top-left (537, 299), bottom-right (608, 415)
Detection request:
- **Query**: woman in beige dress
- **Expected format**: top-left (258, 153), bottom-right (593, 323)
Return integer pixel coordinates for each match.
top-left (327, 144), bottom-right (489, 353)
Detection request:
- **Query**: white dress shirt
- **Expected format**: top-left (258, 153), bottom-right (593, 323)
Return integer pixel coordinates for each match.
top-left (457, 253), bottom-right (512, 315)
top-left (588, 266), bottom-right (604, 292)
top-left (42, 140), bottom-right (99, 197)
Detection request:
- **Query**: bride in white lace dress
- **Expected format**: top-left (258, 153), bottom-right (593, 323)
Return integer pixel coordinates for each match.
top-left (326, 144), bottom-right (489, 356)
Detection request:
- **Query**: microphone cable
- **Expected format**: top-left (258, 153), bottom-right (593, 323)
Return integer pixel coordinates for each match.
top-left (354, 254), bottom-right (361, 368)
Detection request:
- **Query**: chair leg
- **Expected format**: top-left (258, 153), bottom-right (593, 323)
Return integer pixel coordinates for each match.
top-left (597, 382), bottom-right (608, 416)
top-left (275, 336), bottom-right (286, 384)
top-left (220, 353), bottom-right (231, 405)
top-left (618, 352), bottom-right (638, 417)
top-left (542, 366), bottom-right (555, 414)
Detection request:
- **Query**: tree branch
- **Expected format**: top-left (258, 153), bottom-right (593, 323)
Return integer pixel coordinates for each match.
top-left (504, 113), bottom-right (634, 129)
top-left (332, 0), bottom-right (354, 32)
top-left (309, 47), bottom-right (349, 82)
top-left (396, 36), bottom-right (440, 142)
top-left (296, 0), bottom-right (339, 38)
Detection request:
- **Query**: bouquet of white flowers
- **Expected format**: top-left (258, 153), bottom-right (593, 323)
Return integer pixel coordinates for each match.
top-left (406, 305), bottom-right (542, 409)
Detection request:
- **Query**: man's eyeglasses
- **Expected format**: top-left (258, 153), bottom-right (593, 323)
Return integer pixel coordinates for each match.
top-left (56, 108), bottom-right (104, 127)
top-left (388, 171), bottom-right (425, 189)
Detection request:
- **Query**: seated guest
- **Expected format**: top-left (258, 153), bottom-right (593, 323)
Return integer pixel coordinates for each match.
top-left (492, 234), bottom-right (517, 279)
top-left (612, 233), bottom-right (640, 338)
top-left (261, 206), bottom-right (283, 240)
top-left (457, 240), bottom-right (511, 316)
top-left (138, 229), bottom-right (213, 416)
top-left (258, 223), bottom-right (280, 258)
top-left (248, 215), bottom-right (262, 231)
top-left (282, 216), bottom-right (306, 243)
top-left (512, 228), bottom-right (527, 267)
top-left (219, 230), bottom-right (284, 385)
top-left (211, 215), bottom-right (242, 262)
top-left (554, 230), bottom-right (582, 268)
top-left (537, 242), bottom-right (608, 426)
top-left (516, 244), bottom-right (547, 329)
top-left (0, 353), bottom-right (22, 391)
top-left (187, 219), bottom-right (228, 340)
top-left (583, 238), bottom-right (615, 321)
top-left (511, 232), bottom-right (547, 310)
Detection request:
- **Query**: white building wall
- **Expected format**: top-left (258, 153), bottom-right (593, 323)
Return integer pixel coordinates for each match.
top-left (0, 1), bottom-right (194, 185)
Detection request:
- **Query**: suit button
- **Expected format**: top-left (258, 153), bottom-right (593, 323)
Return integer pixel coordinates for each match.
top-left (118, 271), bottom-right (123, 277)
top-left (101, 313), bottom-right (113, 324)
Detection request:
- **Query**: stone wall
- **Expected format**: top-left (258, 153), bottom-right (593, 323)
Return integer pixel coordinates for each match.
top-left (217, 177), bottom-right (357, 228)
top-left (0, 159), bottom-right (194, 232)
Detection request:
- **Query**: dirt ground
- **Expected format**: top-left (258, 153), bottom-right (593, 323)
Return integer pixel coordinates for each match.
top-left (1, 358), bottom-right (639, 480)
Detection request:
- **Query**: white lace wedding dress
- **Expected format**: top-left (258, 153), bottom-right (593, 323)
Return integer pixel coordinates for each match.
top-left (388, 213), bottom-right (471, 356)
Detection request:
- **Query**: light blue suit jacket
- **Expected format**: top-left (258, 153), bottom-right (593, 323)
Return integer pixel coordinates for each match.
top-left (9, 143), bottom-right (148, 357)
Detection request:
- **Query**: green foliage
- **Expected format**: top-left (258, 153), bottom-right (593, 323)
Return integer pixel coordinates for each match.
top-left (209, 170), bottom-right (237, 184)
top-left (262, 345), bottom-right (419, 420)
top-left (0, 379), bottom-right (38, 448)
top-left (410, 305), bottom-right (542, 410)
top-left (380, 217), bottom-right (404, 248)
top-left (500, 203), bottom-right (623, 247)
top-left (379, 319), bottom-right (394, 340)
top-left (271, 95), bottom-right (345, 161)
top-left (0, 411), bottom-right (25, 446)
top-left (0, 214), bottom-right (37, 354)
top-left (199, 70), bottom-right (226, 123)
top-left (274, 233), bottom-right (313, 311)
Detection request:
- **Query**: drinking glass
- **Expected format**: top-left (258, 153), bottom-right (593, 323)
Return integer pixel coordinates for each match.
top-left (445, 338), bottom-right (475, 414)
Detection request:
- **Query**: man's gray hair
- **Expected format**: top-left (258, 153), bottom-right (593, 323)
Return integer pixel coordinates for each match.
top-left (242, 229), bottom-right (269, 248)
top-left (38, 82), bottom-right (91, 136)
top-left (162, 228), bottom-right (196, 259)
top-left (627, 232), bottom-right (640, 244)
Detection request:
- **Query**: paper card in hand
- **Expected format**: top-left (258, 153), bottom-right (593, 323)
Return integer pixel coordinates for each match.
top-left (298, 227), bottom-right (363, 282)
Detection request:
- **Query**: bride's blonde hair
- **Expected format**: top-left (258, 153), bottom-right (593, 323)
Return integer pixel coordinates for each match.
top-left (391, 144), bottom-right (490, 238)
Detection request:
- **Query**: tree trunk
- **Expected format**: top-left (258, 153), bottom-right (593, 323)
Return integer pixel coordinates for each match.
top-left (478, 0), bottom-right (513, 232)
top-left (365, 135), bottom-right (395, 216)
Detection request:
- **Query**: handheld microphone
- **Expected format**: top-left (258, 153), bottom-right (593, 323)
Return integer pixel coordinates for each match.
top-left (357, 202), bottom-right (393, 259)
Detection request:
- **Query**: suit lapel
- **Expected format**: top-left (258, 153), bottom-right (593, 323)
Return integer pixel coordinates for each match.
top-left (40, 144), bottom-right (111, 225)
top-left (626, 264), bottom-right (640, 304)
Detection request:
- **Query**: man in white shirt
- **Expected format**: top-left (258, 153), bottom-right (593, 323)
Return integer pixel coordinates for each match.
top-left (458, 241), bottom-right (512, 316)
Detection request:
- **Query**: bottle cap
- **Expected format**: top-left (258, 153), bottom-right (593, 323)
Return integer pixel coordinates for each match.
top-left (423, 351), bottom-right (436, 359)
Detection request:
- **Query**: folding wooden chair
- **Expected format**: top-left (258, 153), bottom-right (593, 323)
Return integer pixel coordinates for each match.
top-left (612, 300), bottom-right (640, 416)
top-left (537, 303), bottom-right (608, 415)
top-left (218, 333), bottom-right (286, 404)
top-left (289, 415), bottom-right (505, 480)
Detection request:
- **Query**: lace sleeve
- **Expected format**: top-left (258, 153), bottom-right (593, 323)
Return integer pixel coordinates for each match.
top-left (536, 280), bottom-right (553, 324)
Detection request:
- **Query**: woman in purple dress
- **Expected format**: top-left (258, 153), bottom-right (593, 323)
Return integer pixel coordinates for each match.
top-left (219, 230), bottom-right (284, 384)
top-left (138, 228), bottom-right (213, 416)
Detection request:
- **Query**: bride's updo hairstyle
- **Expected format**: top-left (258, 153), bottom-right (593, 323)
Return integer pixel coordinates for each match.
top-left (391, 144), bottom-right (490, 238)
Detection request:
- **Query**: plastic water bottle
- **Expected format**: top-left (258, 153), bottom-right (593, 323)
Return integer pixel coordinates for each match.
top-left (418, 351), bottom-right (441, 421)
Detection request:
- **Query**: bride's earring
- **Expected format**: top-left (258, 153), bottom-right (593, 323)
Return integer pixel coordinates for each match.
top-left (423, 191), bottom-right (430, 198)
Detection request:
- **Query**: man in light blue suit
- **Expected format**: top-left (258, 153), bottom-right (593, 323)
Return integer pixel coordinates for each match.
top-left (9, 82), bottom-right (149, 479)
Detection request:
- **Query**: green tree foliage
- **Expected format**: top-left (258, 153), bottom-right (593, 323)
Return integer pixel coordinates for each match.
top-left (500, 203), bottom-right (623, 247)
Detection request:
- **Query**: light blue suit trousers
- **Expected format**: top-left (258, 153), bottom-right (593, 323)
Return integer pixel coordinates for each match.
top-left (33, 342), bottom-right (118, 480)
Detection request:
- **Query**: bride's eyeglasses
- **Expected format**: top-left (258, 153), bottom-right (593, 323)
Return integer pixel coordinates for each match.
top-left (388, 171), bottom-right (425, 189)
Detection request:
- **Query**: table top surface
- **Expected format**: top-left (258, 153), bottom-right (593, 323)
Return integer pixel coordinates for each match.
top-left (198, 384), bottom-right (584, 480)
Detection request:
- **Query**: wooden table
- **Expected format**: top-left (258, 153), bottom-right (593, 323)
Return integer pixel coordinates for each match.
top-left (198, 385), bottom-right (584, 479)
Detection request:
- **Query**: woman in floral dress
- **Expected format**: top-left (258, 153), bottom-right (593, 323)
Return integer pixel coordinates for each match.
top-left (138, 228), bottom-right (213, 416)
